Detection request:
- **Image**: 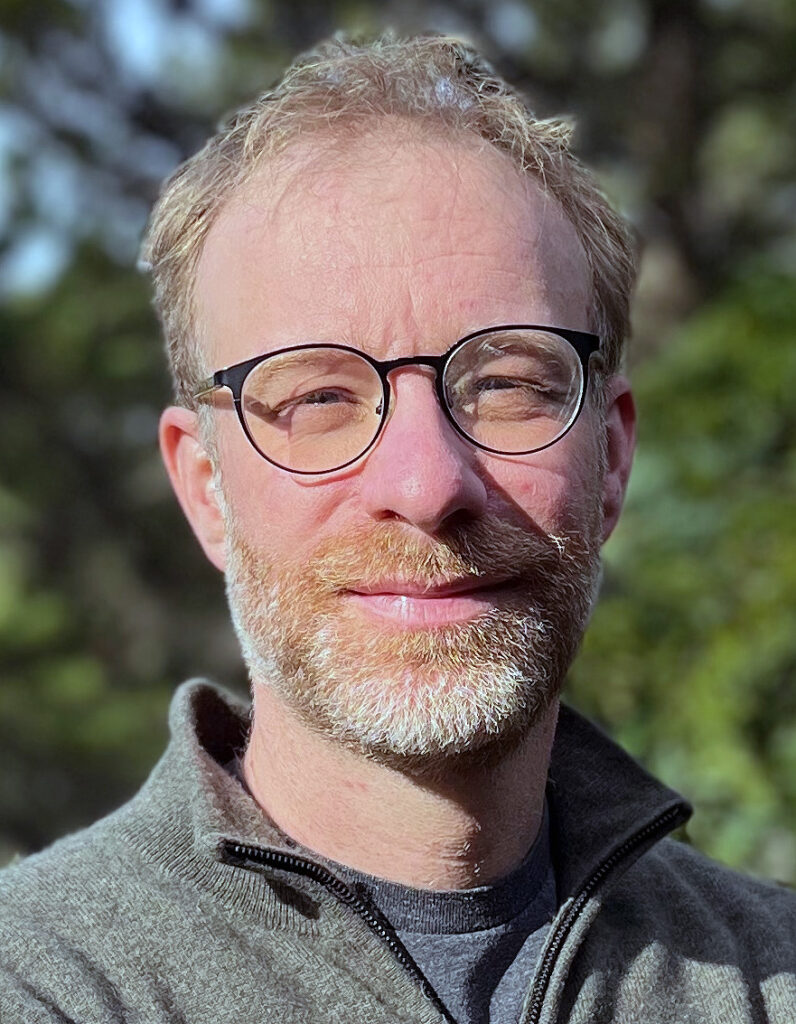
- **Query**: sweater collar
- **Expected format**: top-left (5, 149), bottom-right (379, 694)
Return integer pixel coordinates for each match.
top-left (119, 680), bottom-right (691, 911)
top-left (548, 704), bottom-right (691, 900)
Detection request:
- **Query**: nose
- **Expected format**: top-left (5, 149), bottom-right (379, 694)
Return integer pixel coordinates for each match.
top-left (358, 369), bottom-right (488, 533)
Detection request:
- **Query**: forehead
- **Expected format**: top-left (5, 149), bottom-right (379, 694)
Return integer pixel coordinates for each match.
top-left (195, 127), bottom-right (592, 367)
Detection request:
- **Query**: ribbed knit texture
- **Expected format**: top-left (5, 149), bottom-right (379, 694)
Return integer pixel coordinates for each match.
top-left (0, 679), bottom-right (794, 1024)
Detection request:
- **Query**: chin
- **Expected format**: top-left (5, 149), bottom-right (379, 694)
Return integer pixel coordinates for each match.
top-left (255, 643), bottom-right (566, 777)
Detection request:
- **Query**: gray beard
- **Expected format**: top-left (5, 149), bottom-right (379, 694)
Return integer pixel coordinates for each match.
top-left (224, 512), bottom-right (602, 773)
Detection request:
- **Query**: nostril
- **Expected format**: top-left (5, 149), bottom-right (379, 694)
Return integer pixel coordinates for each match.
top-left (373, 509), bottom-right (402, 522)
top-left (439, 506), bottom-right (480, 534)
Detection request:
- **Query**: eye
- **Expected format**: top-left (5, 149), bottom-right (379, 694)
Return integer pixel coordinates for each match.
top-left (246, 389), bottom-right (358, 421)
top-left (474, 376), bottom-right (543, 391)
top-left (469, 376), bottom-right (565, 401)
top-left (288, 389), bottom-right (351, 407)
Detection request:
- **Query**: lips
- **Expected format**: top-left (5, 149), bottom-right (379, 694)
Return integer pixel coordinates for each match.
top-left (346, 576), bottom-right (514, 598)
top-left (340, 576), bottom-right (520, 629)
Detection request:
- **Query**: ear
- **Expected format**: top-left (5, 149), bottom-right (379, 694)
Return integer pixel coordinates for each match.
top-left (600, 375), bottom-right (636, 543)
top-left (159, 406), bottom-right (227, 572)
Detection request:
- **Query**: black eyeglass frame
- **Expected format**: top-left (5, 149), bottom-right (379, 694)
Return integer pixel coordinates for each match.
top-left (193, 324), bottom-right (600, 475)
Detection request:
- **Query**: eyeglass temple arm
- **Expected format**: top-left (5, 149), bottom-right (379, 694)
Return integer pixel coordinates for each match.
top-left (193, 375), bottom-right (223, 402)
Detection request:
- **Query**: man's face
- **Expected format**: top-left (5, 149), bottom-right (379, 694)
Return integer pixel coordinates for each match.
top-left (194, 129), bottom-right (612, 769)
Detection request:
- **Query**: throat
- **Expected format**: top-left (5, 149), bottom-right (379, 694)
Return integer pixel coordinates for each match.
top-left (239, 683), bottom-right (558, 890)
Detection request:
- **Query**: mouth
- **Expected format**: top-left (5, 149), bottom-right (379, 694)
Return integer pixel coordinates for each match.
top-left (343, 577), bottom-right (518, 628)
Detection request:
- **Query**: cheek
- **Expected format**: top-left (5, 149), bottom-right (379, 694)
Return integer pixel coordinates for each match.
top-left (485, 430), bottom-right (603, 534)
top-left (215, 421), bottom-right (356, 561)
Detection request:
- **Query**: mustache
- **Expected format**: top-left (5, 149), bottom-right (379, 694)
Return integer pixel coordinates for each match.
top-left (304, 514), bottom-right (588, 593)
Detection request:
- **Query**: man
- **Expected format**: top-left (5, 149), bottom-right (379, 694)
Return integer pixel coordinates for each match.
top-left (1, 33), bottom-right (794, 1024)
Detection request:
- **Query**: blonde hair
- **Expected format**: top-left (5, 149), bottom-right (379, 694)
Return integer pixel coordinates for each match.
top-left (140, 33), bottom-right (637, 410)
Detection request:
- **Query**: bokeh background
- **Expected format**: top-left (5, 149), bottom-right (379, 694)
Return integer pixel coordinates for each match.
top-left (1, 0), bottom-right (795, 882)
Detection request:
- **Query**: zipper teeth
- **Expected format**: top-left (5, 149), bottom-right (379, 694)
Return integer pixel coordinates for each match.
top-left (524, 805), bottom-right (685, 1024)
top-left (222, 842), bottom-right (457, 1024)
top-left (224, 804), bottom-right (684, 1024)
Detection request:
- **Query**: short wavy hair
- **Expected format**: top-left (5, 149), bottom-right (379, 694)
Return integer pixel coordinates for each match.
top-left (140, 33), bottom-right (637, 411)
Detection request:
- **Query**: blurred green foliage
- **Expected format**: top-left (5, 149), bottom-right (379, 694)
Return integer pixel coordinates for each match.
top-left (571, 271), bottom-right (796, 882)
top-left (1, 0), bottom-right (794, 882)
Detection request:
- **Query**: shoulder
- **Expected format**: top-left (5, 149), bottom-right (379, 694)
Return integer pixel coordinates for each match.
top-left (557, 841), bottom-right (796, 1022)
top-left (624, 837), bottom-right (795, 921)
top-left (0, 806), bottom-right (136, 929)
top-left (597, 837), bottom-right (796, 961)
top-left (0, 810), bottom-right (155, 1018)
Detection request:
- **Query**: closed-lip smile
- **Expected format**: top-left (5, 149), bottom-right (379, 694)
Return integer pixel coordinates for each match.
top-left (343, 577), bottom-right (517, 628)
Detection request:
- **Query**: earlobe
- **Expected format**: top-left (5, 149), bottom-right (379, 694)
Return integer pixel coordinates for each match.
top-left (600, 376), bottom-right (636, 543)
top-left (159, 406), bottom-right (227, 572)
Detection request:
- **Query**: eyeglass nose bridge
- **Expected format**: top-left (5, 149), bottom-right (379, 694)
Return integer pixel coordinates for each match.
top-left (369, 351), bottom-right (457, 442)
top-left (379, 352), bottom-right (448, 375)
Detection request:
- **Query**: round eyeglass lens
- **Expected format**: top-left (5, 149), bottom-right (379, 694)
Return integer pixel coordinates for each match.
top-left (444, 329), bottom-right (584, 454)
top-left (240, 347), bottom-right (384, 473)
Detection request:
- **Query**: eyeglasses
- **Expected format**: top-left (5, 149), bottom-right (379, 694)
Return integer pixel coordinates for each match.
top-left (193, 325), bottom-right (600, 475)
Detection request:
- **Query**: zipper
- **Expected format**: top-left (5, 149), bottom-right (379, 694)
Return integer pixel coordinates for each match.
top-left (220, 841), bottom-right (457, 1024)
top-left (523, 804), bottom-right (687, 1024)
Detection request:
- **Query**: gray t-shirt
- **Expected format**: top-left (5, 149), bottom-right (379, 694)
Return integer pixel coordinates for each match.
top-left (225, 756), bottom-right (555, 1024)
top-left (331, 804), bottom-right (555, 1024)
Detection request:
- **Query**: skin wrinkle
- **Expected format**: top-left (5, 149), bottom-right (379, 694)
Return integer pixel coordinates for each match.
top-left (219, 129), bottom-right (589, 348)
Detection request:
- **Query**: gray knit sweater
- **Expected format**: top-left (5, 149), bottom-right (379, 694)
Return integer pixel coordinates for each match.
top-left (1, 680), bottom-right (795, 1023)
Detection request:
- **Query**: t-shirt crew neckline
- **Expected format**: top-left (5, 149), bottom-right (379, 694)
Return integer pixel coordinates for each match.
top-left (328, 801), bottom-right (552, 934)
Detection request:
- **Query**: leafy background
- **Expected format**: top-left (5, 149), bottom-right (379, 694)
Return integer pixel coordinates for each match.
top-left (1, 0), bottom-right (794, 882)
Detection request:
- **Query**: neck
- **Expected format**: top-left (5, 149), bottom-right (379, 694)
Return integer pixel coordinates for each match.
top-left (241, 684), bottom-right (558, 890)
